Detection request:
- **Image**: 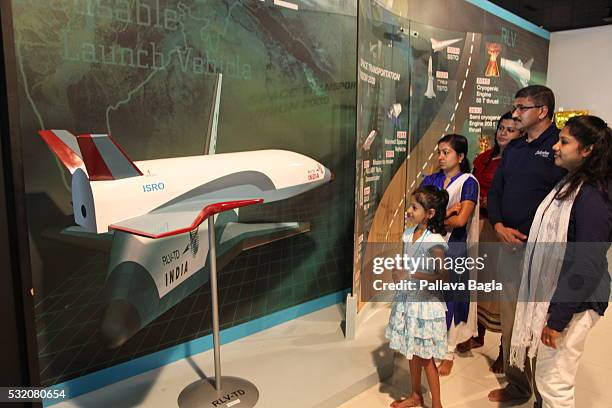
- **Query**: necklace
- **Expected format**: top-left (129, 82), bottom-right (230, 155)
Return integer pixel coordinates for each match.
top-left (411, 227), bottom-right (430, 245)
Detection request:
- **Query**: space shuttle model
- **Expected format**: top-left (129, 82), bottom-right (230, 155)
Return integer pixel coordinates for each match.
top-left (501, 57), bottom-right (533, 87)
top-left (424, 37), bottom-right (463, 99)
top-left (39, 75), bottom-right (333, 347)
top-left (430, 37), bottom-right (462, 53)
top-left (424, 55), bottom-right (436, 99)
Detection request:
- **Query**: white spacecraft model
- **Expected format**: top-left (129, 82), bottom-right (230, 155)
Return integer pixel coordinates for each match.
top-left (431, 37), bottom-right (463, 53)
top-left (501, 57), bottom-right (533, 87)
top-left (424, 37), bottom-right (463, 99)
top-left (387, 103), bottom-right (402, 126)
top-left (40, 129), bottom-right (332, 346)
top-left (39, 135), bottom-right (331, 238)
top-left (363, 130), bottom-right (378, 150)
top-left (424, 55), bottom-right (436, 99)
top-left (387, 103), bottom-right (402, 119)
top-left (38, 75), bottom-right (333, 347)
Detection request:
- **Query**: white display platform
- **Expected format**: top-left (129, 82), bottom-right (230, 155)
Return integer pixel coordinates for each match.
top-left (54, 303), bottom-right (394, 408)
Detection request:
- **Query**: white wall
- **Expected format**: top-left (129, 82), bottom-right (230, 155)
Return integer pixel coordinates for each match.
top-left (548, 25), bottom-right (612, 123)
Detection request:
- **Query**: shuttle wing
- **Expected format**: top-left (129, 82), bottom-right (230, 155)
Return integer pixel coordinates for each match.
top-left (53, 219), bottom-right (310, 267)
top-left (214, 221), bottom-right (310, 270)
top-left (109, 198), bottom-right (263, 239)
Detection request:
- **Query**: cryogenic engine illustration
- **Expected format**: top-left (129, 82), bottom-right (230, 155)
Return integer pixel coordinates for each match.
top-left (485, 42), bottom-right (502, 77)
top-left (38, 76), bottom-right (332, 348)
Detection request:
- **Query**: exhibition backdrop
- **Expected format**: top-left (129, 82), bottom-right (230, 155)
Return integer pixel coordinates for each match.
top-left (353, 0), bottom-right (550, 307)
top-left (9, 0), bottom-right (356, 388)
top-left (5, 0), bottom-right (551, 395)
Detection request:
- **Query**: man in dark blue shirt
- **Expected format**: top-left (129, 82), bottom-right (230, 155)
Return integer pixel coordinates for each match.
top-left (487, 85), bottom-right (566, 405)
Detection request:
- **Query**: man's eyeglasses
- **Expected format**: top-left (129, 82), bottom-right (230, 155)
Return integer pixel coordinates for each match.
top-left (511, 105), bottom-right (543, 113)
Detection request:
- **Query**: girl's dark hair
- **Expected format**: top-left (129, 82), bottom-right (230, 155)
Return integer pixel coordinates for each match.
top-left (556, 115), bottom-right (611, 200)
top-left (438, 133), bottom-right (471, 173)
top-left (412, 185), bottom-right (449, 235)
top-left (485, 111), bottom-right (514, 168)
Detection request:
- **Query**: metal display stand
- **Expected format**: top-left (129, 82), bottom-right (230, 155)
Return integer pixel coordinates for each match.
top-left (178, 216), bottom-right (259, 407)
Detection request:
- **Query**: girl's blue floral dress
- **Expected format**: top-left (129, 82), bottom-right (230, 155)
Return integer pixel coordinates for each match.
top-left (385, 226), bottom-right (449, 359)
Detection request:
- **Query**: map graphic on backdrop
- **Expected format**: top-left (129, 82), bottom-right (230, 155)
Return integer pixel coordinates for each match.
top-left (354, 0), bottom-right (550, 307)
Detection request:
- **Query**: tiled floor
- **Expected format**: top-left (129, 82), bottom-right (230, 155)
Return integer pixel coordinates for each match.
top-left (53, 304), bottom-right (394, 408)
top-left (340, 312), bottom-right (612, 407)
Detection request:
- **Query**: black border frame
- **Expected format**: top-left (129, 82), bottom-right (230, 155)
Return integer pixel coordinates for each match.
top-left (0, 0), bottom-right (41, 400)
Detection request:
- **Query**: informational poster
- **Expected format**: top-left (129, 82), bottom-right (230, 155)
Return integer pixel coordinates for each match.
top-left (354, 0), bottom-right (550, 308)
top-left (354, 2), bottom-right (411, 308)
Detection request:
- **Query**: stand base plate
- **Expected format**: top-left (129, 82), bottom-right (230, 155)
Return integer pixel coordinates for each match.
top-left (178, 376), bottom-right (259, 408)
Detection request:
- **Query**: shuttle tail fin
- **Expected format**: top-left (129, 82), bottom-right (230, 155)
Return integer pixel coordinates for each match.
top-left (76, 134), bottom-right (143, 181)
top-left (203, 73), bottom-right (222, 155)
top-left (38, 129), bottom-right (87, 174)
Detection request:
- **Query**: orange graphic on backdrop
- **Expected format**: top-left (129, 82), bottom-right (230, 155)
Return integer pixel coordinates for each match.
top-left (485, 43), bottom-right (502, 77)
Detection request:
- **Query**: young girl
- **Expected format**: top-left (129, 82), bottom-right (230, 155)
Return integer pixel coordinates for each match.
top-left (386, 186), bottom-right (449, 408)
top-left (420, 134), bottom-right (479, 375)
top-left (510, 115), bottom-right (611, 408)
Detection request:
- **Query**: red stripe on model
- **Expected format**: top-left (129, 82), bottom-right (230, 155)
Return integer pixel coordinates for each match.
top-left (77, 134), bottom-right (114, 181)
top-left (106, 225), bottom-right (158, 239)
top-left (38, 130), bottom-right (85, 173)
top-left (109, 199), bottom-right (264, 239)
top-left (107, 133), bottom-right (143, 176)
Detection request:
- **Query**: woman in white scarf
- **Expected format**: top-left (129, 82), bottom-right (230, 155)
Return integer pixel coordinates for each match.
top-left (510, 115), bottom-right (611, 408)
